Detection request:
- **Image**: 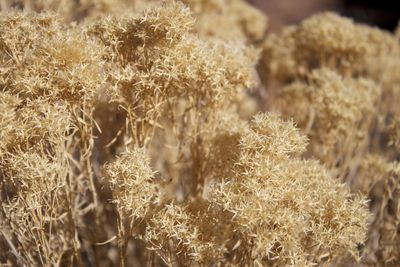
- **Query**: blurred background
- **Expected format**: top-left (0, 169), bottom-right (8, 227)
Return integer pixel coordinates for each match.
top-left (250, 0), bottom-right (400, 32)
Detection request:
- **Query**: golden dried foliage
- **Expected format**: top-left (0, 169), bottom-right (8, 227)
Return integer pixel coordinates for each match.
top-left (260, 12), bottom-right (400, 79)
top-left (0, 11), bottom-right (105, 266)
top-left (259, 11), bottom-right (400, 266)
top-left (101, 113), bottom-right (368, 266)
top-left (209, 113), bottom-right (368, 266)
top-left (354, 156), bottom-right (400, 265)
top-left (104, 148), bottom-right (159, 227)
top-left (271, 68), bottom-right (379, 179)
top-left (1, 1), bottom-right (397, 267)
top-left (181, 0), bottom-right (267, 42)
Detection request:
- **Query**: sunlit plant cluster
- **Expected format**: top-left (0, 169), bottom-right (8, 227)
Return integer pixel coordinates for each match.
top-left (0, 0), bottom-right (399, 266)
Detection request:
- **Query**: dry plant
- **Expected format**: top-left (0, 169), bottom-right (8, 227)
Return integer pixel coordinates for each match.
top-left (354, 156), bottom-right (400, 265)
top-left (259, 11), bottom-right (400, 266)
top-left (0, 1), bottom-right (397, 266)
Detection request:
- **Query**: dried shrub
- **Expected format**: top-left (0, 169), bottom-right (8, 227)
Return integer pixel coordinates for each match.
top-left (259, 11), bottom-right (400, 266)
top-left (0, 2), bottom-right (393, 267)
top-left (271, 68), bottom-right (379, 179)
top-left (209, 113), bottom-right (369, 266)
top-left (354, 156), bottom-right (400, 265)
